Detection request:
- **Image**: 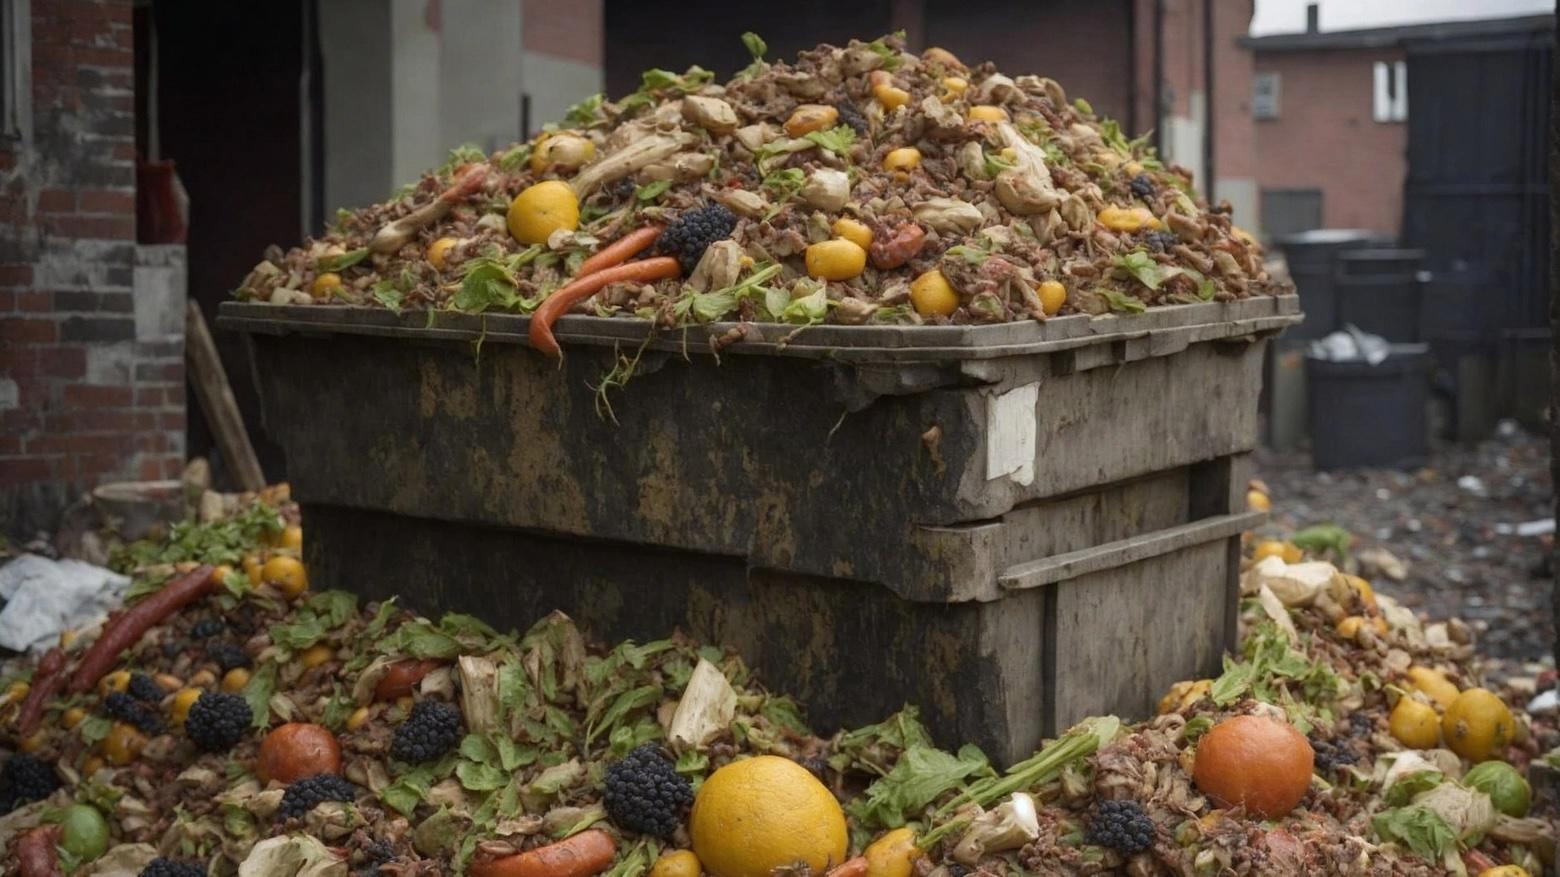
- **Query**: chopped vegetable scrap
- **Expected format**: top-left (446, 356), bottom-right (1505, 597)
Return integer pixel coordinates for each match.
top-left (236, 34), bottom-right (1286, 351)
top-left (0, 484), bottom-right (1553, 877)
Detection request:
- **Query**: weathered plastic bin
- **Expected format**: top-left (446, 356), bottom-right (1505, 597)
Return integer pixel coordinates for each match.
top-left (221, 295), bottom-right (1299, 764)
top-left (1307, 343), bottom-right (1431, 470)
top-left (1276, 229), bottom-right (1390, 339)
top-left (1335, 248), bottom-right (1426, 342)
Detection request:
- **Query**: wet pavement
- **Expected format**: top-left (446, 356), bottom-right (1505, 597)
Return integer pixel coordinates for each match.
top-left (1256, 422), bottom-right (1555, 665)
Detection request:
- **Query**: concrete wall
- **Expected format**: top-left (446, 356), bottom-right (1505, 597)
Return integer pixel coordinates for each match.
top-left (522, 0), bottom-right (602, 134)
top-left (320, 0), bottom-right (529, 216)
top-left (1, 0), bottom-right (186, 538)
top-left (1253, 47), bottom-right (1408, 235)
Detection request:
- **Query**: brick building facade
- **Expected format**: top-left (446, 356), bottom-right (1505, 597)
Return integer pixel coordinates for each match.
top-left (1, 0), bottom-right (186, 537)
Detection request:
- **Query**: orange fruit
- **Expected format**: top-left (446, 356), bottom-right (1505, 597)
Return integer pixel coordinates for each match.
top-left (690, 755), bottom-right (848, 877)
top-left (257, 723), bottom-right (342, 785)
top-left (1405, 666), bottom-right (1460, 710)
top-left (1192, 715), bottom-right (1314, 818)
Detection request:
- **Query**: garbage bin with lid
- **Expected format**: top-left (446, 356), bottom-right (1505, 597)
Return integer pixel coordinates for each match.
top-left (1276, 229), bottom-right (1391, 339)
top-left (1334, 249), bottom-right (1426, 342)
top-left (1306, 342), bottom-right (1431, 470)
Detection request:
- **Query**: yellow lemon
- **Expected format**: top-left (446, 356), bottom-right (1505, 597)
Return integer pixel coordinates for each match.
top-left (690, 755), bottom-right (848, 877)
top-left (1037, 280), bottom-right (1066, 316)
top-left (864, 827), bottom-right (922, 877)
top-left (262, 555), bottom-right (308, 599)
top-left (910, 270), bottom-right (959, 317)
top-left (1405, 666), bottom-right (1460, 711)
top-left (1442, 688), bottom-right (1515, 763)
top-left (832, 218), bottom-right (874, 251)
top-left (649, 850), bottom-right (701, 877)
top-left (1246, 489), bottom-right (1271, 512)
top-left (805, 240), bottom-right (867, 281)
top-left (508, 180), bottom-right (580, 245)
top-left (1389, 698), bottom-right (1440, 749)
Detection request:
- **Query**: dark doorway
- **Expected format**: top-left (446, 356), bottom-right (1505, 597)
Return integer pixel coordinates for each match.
top-left (141, 1), bottom-right (324, 487)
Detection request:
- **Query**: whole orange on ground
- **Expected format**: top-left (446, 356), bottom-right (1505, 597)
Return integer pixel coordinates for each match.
top-left (257, 723), bottom-right (342, 784)
top-left (1192, 714), bottom-right (1314, 818)
top-left (690, 755), bottom-right (848, 877)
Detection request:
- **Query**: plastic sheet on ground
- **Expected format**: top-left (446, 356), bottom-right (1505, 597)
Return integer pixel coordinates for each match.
top-left (0, 554), bottom-right (129, 653)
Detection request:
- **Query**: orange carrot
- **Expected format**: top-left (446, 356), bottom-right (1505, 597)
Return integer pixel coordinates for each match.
top-left (577, 226), bottom-right (662, 278)
top-left (467, 829), bottom-right (618, 877)
top-left (529, 257), bottom-right (681, 358)
top-left (825, 856), bottom-right (869, 877)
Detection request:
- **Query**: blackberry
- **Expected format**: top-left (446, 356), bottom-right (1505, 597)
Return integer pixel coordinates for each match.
top-left (104, 691), bottom-right (164, 735)
top-left (161, 640), bottom-right (186, 660)
top-left (127, 673), bottom-right (163, 703)
top-left (138, 858), bottom-right (205, 877)
top-left (184, 691), bottom-right (252, 753)
top-left (1143, 230), bottom-right (1180, 253)
top-left (191, 617), bottom-right (225, 639)
top-left (357, 837), bottom-right (395, 875)
top-left (1128, 173), bottom-right (1156, 200)
top-left (206, 642), bottom-right (250, 673)
top-left (655, 204), bottom-right (737, 274)
top-left (602, 745), bottom-right (694, 838)
top-left (608, 177), bottom-right (638, 202)
top-left (835, 101), bottom-right (869, 136)
top-left (279, 773), bottom-right (358, 819)
top-left (1309, 736), bottom-right (1357, 774)
top-left (390, 701), bottom-right (462, 763)
top-left (1086, 799), bottom-right (1155, 855)
top-left (0, 754), bottom-right (60, 813)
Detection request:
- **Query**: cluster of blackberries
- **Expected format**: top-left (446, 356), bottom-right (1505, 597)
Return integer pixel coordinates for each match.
top-left (185, 692), bottom-right (252, 753)
top-left (835, 102), bottom-right (869, 136)
top-left (139, 858), bottom-right (205, 877)
top-left (104, 691), bottom-right (164, 735)
top-left (1309, 736), bottom-right (1358, 774)
top-left (205, 642), bottom-right (250, 673)
top-left (0, 754), bottom-right (60, 813)
top-left (279, 773), bottom-right (359, 819)
top-left (1086, 799), bottom-right (1155, 855)
top-left (1143, 230), bottom-right (1181, 253)
top-left (390, 701), bottom-right (462, 763)
top-left (656, 204), bottom-right (738, 274)
top-left (1128, 173), bottom-right (1157, 200)
top-left (602, 745), bottom-right (693, 838)
top-left (190, 617), bottom-right (225, 639)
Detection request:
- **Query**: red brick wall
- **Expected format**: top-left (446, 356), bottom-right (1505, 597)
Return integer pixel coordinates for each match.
top-left (1253, 47), bottom-right (1408, 235)
top-left (2, 0), bottom-right (185, 538)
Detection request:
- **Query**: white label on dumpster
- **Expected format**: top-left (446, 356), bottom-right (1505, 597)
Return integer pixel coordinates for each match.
top-left (986, 382), bottom-right (1038, 486)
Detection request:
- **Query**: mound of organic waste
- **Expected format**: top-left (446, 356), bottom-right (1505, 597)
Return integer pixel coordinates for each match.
top-left (235, 33), bottom-right (1286, 358)
top-left (0, 483), bottom-right (1553, 876)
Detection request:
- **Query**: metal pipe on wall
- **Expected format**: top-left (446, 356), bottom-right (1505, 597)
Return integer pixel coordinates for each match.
top-left (1203, 0), bottom-right (1215, 203)
top-left (1152, 0), bottom-right (1164, 155)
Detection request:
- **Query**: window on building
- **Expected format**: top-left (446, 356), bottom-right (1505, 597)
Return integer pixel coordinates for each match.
top-left (1252, 72), bottom-right (1280, 120)
top-left (1372, 60), bottom-right (1407, 123)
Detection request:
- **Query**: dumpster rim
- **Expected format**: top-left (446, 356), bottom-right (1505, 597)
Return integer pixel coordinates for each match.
top-left (219, 295), bottom-right (1301, 362)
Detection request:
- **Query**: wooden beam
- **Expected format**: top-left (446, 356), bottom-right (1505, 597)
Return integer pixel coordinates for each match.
top-left (185, 300), bottom-right (265, 492)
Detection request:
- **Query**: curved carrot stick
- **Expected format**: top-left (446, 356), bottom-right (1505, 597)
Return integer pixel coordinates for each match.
top-left (529, 257), bottom-right (681, 358)
top-left (467, 829), bottom-right (618, 877)
top-left (69, 565), bottom-right (215, 694)
top-left (577, 226), bottom-right (662, 278)
top-left (16, 648), bottom-right (66, 736)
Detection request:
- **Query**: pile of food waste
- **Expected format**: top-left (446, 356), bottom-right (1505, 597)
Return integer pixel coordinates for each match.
top-left (0, 482), bottom-right (1554, 877)
top-left (234, 33), bottom-right (1287, 358)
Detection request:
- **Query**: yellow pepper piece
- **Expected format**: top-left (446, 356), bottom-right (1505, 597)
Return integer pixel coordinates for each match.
top-left (882, 147), bottom-right (922, 173)
top-left (1097, 205), bottom-right (1161, 232)
top-left (968, 105), bottom-right (1009, 123)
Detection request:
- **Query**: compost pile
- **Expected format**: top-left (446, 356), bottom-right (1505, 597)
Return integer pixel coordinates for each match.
top-left (234, 33), bottom-right (1285, 350)
top-left (0, 486), bottom-right (1554, 877)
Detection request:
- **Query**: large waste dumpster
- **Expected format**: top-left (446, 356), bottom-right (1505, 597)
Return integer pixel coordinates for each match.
top-left (222, 295), bottom-right (1300, 764)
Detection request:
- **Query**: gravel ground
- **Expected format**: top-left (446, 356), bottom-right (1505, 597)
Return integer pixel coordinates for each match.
top-left (1256, 421), bottom-right (1556, 666)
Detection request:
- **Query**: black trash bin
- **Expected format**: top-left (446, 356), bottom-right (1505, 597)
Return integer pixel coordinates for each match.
top-left (1307, 343), bottom-right (1431, 470)
top-left (1335, 249), bottom-right (1426, 342)
top-left (1277, 229), bottom-right (1391, 339)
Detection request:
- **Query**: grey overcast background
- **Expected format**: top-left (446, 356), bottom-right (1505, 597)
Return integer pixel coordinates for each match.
top-left (1251, 0), bottom-right (1554, 35)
